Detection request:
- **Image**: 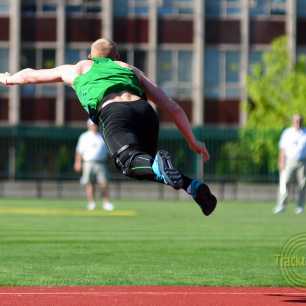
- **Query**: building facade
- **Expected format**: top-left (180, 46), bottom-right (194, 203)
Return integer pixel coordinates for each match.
top-left (0, 0), bottom-right (303, 127)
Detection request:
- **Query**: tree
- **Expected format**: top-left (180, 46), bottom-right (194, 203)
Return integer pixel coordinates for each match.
top-left (218, 36), bottom-right (306, 180)
top-left (247, 36), bottom-right (306, 129)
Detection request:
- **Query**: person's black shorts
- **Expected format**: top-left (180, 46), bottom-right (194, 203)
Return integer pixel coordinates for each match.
top-left (97, 99), bottom-right (159, 157)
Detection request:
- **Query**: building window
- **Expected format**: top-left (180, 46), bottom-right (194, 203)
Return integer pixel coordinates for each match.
top-left (22, 0), bottom-right (57, 16)
top-left (249, 49), bottom-right (264, 73)
top-left (249, 0), bottom-right (287, 16)
top-left (0, 48), bottom-right (8, 94)
top-left (158, 0), bottom-right (194, 16)
top-left (157, 49), bottom-right (193, 98)
top-left (66, 0), bottom-right (102, 15)
top-left (205, 48), bottom-right (241, 99)
top-left (21, 48), bottom-right (56, 97)
top-left (65, 48), bottom-right (89, 64)
top-left (114, 0), bottom-right (149, 17)
top-left (297, 0), bottom-right (306, 17)
top-left (0, 0), bottom-right (9, 14)
top-left (206, 0), bottom-right (241, 17)
top-left (118, 48), bottom-right (148, 74)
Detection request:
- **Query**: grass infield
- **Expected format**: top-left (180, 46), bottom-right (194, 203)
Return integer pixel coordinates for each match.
top-left (0, 197), bottom-right (304, 287)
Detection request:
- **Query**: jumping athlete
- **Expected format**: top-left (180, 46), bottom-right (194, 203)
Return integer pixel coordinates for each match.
top-left (0, 38), bottom-right (217, 216)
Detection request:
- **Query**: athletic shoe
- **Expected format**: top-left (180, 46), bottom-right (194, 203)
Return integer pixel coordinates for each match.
top-left (190, 180), bottom-right (217, 216)
top-left (87, 202), bottom-right (96, 210)
top-left (103, 202), bottom-right (114, 211)
top-left (295, 207), bottom-right (304, 215)
top-left (152, 150), bottom-right (183, 189)
top-left (273, 206), bottom-right (285, 214)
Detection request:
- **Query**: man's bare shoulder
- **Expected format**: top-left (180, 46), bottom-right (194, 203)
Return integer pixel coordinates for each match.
top-left (75, 60), bottom-right (93, 74)
top-left (114, 61), bottom-right (130, 69)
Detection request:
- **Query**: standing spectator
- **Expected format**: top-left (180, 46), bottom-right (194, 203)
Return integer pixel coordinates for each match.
top-left (274, 114), bottom-right (306, 214)
top-left (74, 119), bottom-right (114, 211)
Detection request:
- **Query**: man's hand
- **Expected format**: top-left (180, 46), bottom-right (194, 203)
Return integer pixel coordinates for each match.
top-left (0, 72), bottom-right (10, 86)
top-left (189, 140), bottom-right (210, 162)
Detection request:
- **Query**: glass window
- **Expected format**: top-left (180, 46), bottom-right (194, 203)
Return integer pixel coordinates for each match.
top-left (42, 3), bottom-right (57, 12)
top-left (178, 51), bottom-right (192, 82)
top-left (21, 49), bottom-right (36, 69)
top-left (226, 0), bottom-right (241, 15)
top-left (0, 48), bottom-right (8, 94)
top-left (21, 48), bottom-right (56, 97)
top-left (0, 48), bottom-right (9, 72)
top-left (157, 51), bottom-right (173, 84)
top-left (206, 0), bottom-right (221, 16)
top-left (297, 0), bottom-right (306, 16)
top-left (118, 49), bottom-right (128, 62)
top-left (225, 51), bottom-right (240, 83)
top-left (0, 0), bottom-right (9, 13)
top-left (249, 50), bottom-right (263, 73)
top-left (22, 0), bottom-right (36, 14)
top-left (114, 0), bottom-right (148, 16)
top-left (204, 48), bottom-right (241, 99)
top-left (206, 0), bottom-right (240, 17)
top-left (158, 0), bottom-right (194, 16)
top-left (157, 49), bottom-right (193, 98)
top-left (22, 0), bottom-right (57, 15)
top-left (250, 50), bottom-right (263, 64)
top-left (66, 0), bottom-right (101, 15)
top-left (42, 49), bottom-right (56, 69)
top-left (134, 50), bottom-right (148, 74)
top-left (250, 0), bottom-right (286, 16)
top-left (65, 49), bottom-right (82, 64)
top-left (205, 48), bottom-right (220, 98)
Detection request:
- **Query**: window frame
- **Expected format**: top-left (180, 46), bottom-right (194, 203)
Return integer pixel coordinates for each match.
top-left (157, 0), bottom-right (194, 17)
top-left (249, 0), bottom-right (287, 17)
top-left (22, 0), bottom-right (58, 17)
top-left (157, 45), bottom-right (194, 99)
top-left (114, 0), bottom-right (149, 17)
top-left (204, 46), bottom-right (241, 100)
top-left (0, 43), bottom-right (9, 97)
top-left (21, 45), bottom-right (57, 98)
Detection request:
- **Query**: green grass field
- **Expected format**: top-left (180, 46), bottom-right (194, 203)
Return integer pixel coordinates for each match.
top-left (0, 197), bottom-right (304, 287)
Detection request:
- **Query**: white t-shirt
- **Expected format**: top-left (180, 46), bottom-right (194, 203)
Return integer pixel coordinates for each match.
top-left (76, 130), bottom-right (108, 162)
top-left (279, 127), bottom-right (306, 160)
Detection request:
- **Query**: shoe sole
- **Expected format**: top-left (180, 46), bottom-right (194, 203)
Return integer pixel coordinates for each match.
top-left (156, 150), bottom-right (183, 189)
top-left (194, 183), bottom-right (217, 216)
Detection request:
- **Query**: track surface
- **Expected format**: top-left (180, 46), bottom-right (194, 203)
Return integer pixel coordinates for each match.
top-left (0, 286), bottom-right (305, 306)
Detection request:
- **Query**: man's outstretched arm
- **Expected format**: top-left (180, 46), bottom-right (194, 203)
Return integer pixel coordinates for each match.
top-left (132, 66), bottom-right (209, 161)
top-left (0, 64), bottom-right (79, 86)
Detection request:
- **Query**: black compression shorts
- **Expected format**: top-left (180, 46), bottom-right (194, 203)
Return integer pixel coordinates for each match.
top-left (97, 99), bottom-right (159, 157)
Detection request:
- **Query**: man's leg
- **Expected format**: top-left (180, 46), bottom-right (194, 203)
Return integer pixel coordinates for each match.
top-left (275, 161), bottom-right (295, 213)
top-left (115, 146), bottom-right (217, 216)
top-left (98, 100), bottom-right (217, 216)
top-left (95, 163), bottom-right (114, 211)
top-left (81, 162), bottom-right (96, 210)
top-left (296, 161), bottom-right (306, 214)
top-left (85, 183), bottom-right (96, 210)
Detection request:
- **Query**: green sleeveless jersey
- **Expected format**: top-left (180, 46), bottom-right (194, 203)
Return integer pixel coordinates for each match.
top-left (72, 57), bottom-right (145, 115)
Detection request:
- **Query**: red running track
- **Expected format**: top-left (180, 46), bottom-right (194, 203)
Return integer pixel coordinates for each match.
top-left (0, 286), bottom-right (305, 306)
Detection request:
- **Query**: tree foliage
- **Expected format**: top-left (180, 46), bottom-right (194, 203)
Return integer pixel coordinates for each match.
top-left (247, 36), bottom-right (306, 129)
top-left (218, 36), bottom-right (306, 179)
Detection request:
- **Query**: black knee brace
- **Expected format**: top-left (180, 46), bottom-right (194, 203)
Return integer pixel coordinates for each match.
top-left (114, 145), bottom-right (155, 180)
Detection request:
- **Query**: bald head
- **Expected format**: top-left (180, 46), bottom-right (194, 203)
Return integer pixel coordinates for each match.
top-left (292, 114), bottom-right (304, 130)
top-left (89, 38), bottom-right (119, 60)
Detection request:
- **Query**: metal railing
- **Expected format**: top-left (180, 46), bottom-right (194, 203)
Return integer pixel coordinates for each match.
top-left (0, 125), bottom-right (279, 182)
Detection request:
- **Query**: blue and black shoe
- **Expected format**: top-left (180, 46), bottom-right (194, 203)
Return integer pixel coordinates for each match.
top-left (190, 180), bottom-right (217, 216)
top-left (152, 150), bottom-right (183, 190)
